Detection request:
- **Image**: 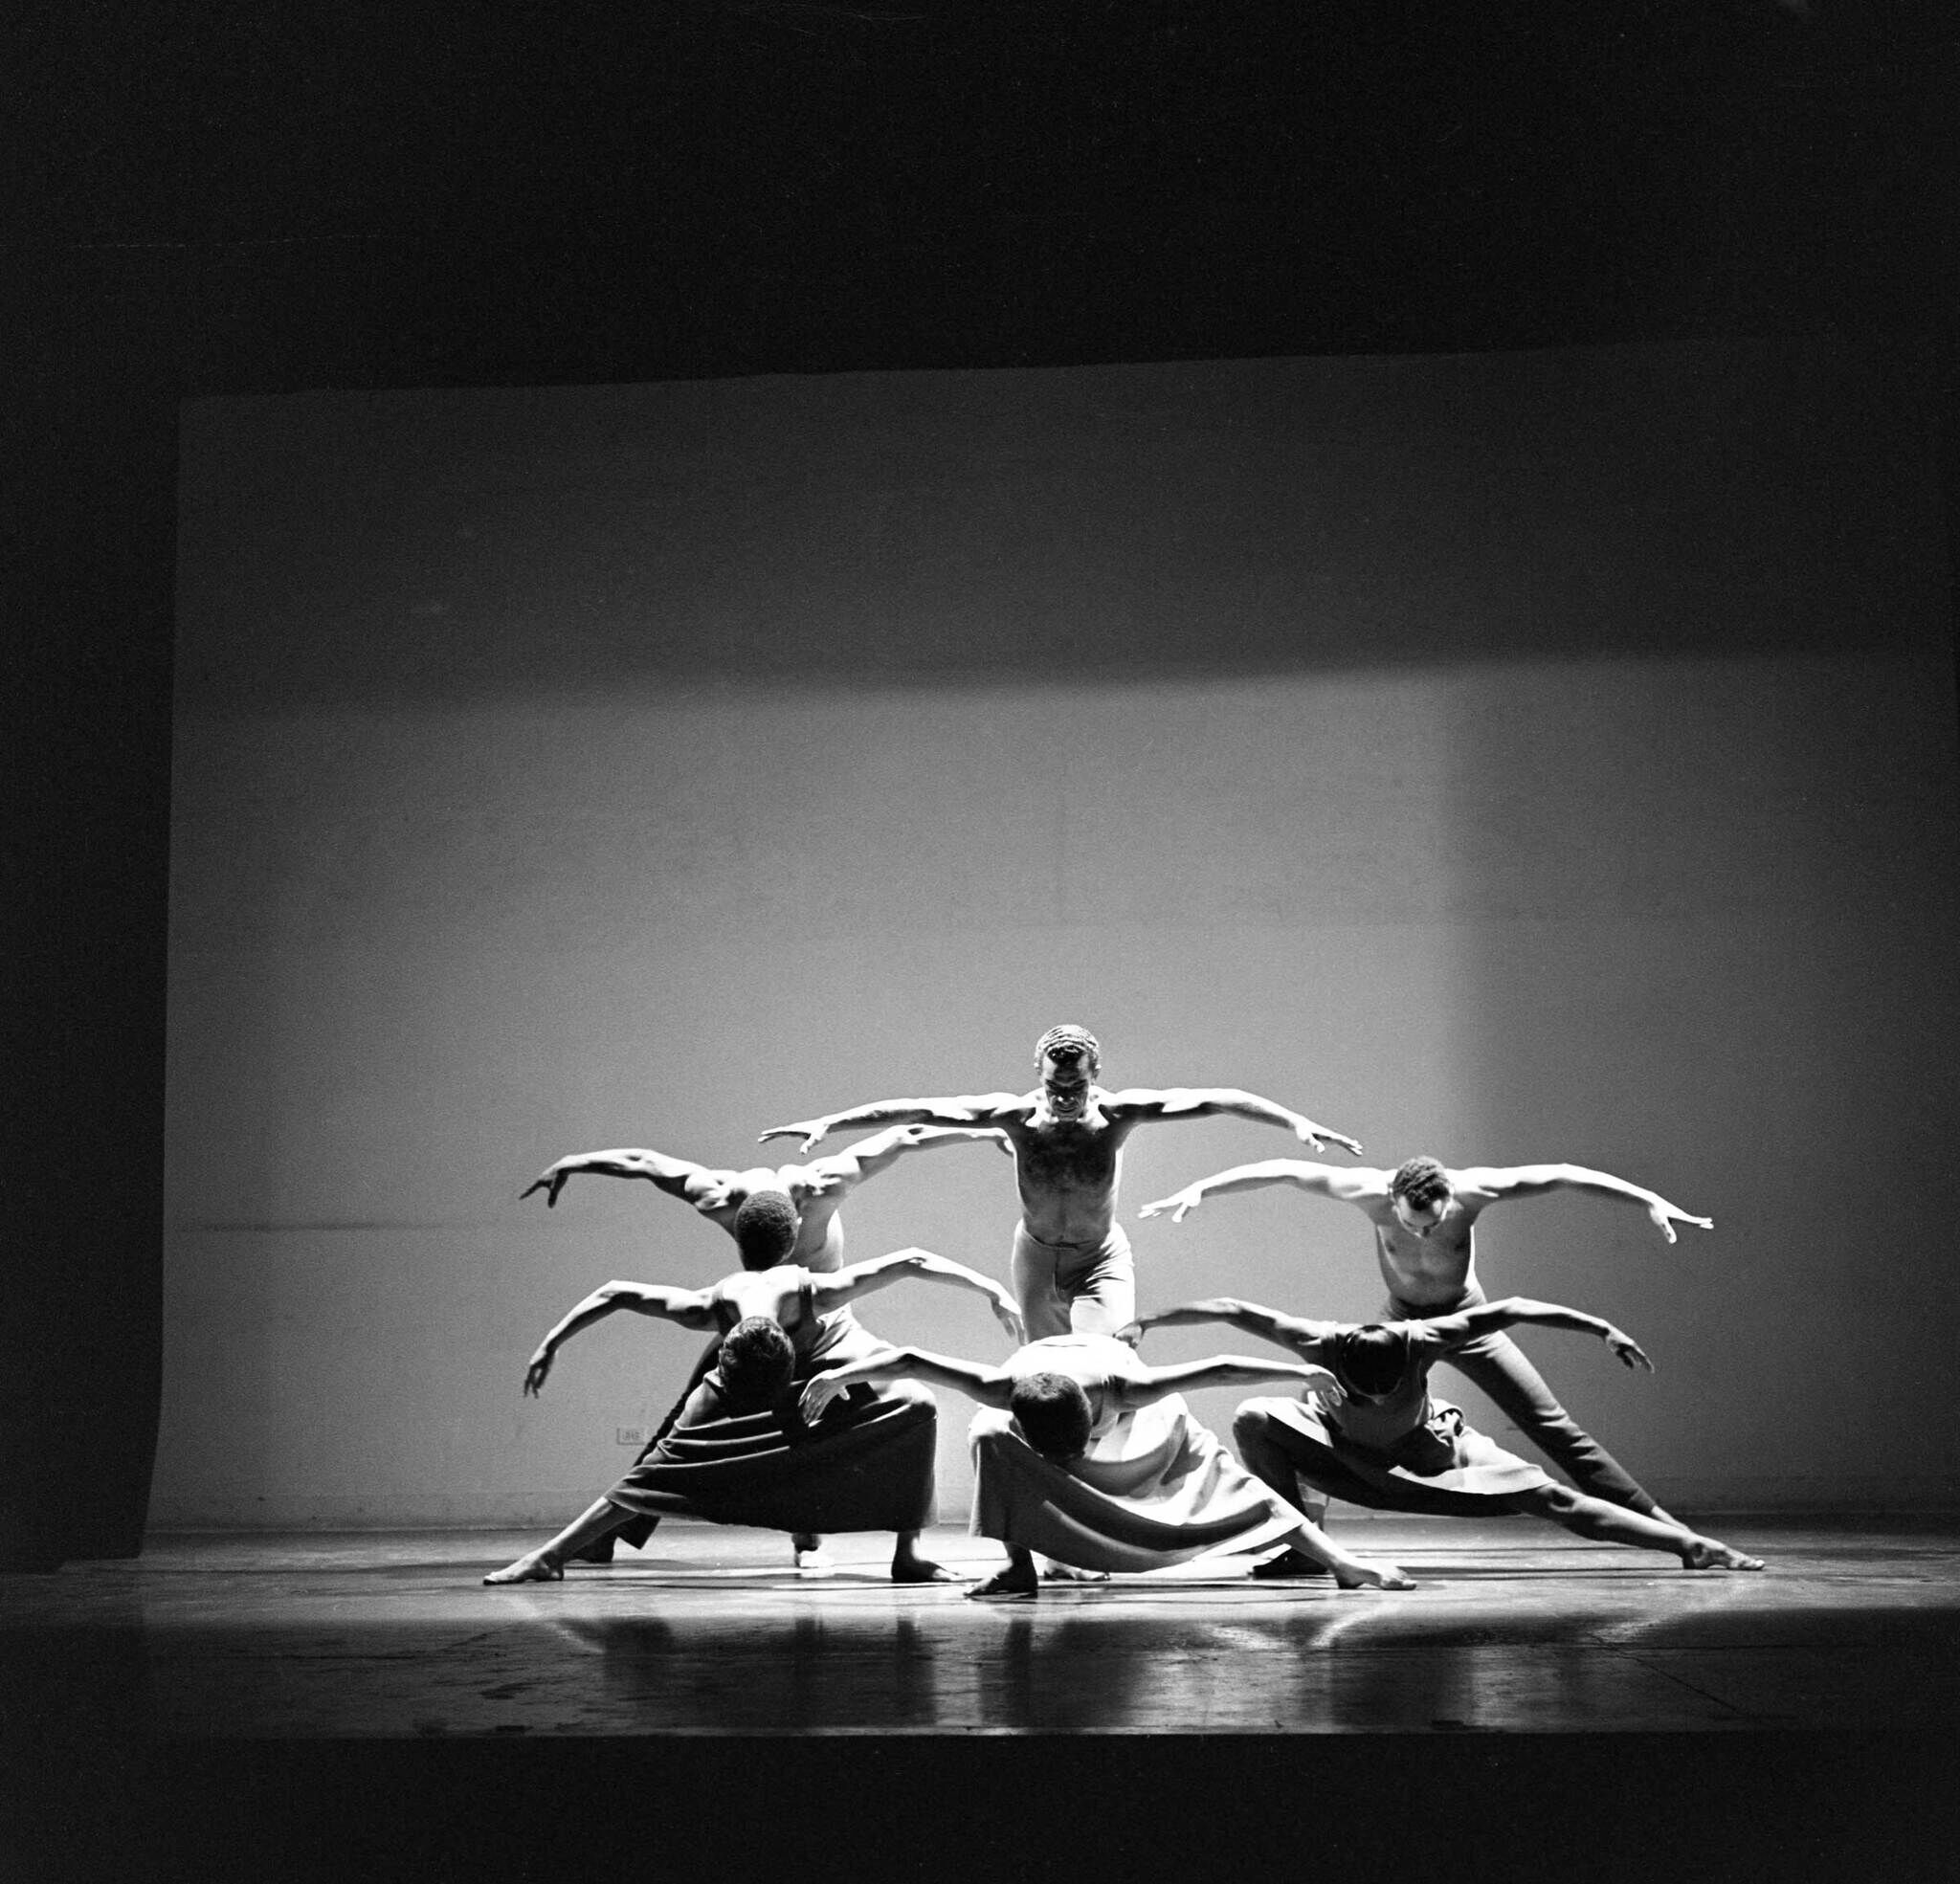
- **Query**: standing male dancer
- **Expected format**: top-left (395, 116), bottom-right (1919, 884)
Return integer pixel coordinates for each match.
top-left (1139, 1153), bottom-right (1710, 1526)
top-left (523, 1121), bottom-right (1009, 1565)
top-left (760, 1025), bottom-right (1364, 1345)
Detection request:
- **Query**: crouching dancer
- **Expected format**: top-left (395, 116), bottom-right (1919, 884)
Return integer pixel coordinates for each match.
top-left (1126, 1297), bottom-right (1763, 1575)
top-left (485, 1195), bottom-right (1023, 1586)
top-left (798, 1329), bottom-right (1414, 1600)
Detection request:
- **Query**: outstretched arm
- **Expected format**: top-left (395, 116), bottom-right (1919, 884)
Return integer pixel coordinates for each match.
top-left (519, 1281), bottom-right (718, 1395)
top-left (1116, 1355), bottom-right (1340, 1408)
top-left (1107, 1088), bottom-right (1364, 1158)
top-left (1139, 1159), bottom-right (1386, 1223)
top-left (1459, 1164), bottom-right (1712, 1243)
top-left (520, 1147), bottom-right (734, 1211)
top-left (809, 1247), bottom-right (1024, 1343)
top-left (1425, 1296), bottom-right (1654, 1372)
top-left (759, 1093), bottom-right (1025, 1156)
top-left (1123, 1297), bottom-right (1336, 1356)
top-left (803, 1121), bottom-right (1015, 1192)
top-left (797, 1341), bottom-right (1013, 1422)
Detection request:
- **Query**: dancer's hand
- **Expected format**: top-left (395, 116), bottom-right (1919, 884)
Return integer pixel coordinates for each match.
top-left (522, 1347), bottom-right (555, 1396)
top-left (1301, 1367), bottom-right (1346, 1409)
top-left (1295, 1119), bottom-right (1364, 1157)
top-left (1113, 1320), bottom-right (1146, 1348)
top-left (1647, 1200), bottom-right (1713, 1243)
top-left (799, 1369), bottom-right (851, 1422)
top-left (521, 1164), bottom-right (572, 1208)
top-left (1339, 1557), bottom-right (1415, 1591)
top-left (792, 1165), bottom-right (849, 1201)
top-left (990, 1295), bottom-right (1025, 1345)
top-left (760, 1118), bottom-right (829, 1154)
top-left (1138, 1186), bottom-right (1203, 1224)
top-left (694, 1177), bottom-right (740, 1212)
top-left (1603, 1327), bottom-right (1654, 1372)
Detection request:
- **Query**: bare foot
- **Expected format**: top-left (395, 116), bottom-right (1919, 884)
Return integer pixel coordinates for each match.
top-left (1681, 1537), bottom-right (1765, 1571)
top-left (1251, 1548), bottom-right (1331, 1581)
top-left (967, 1563), bottom-right (1038, 1602)
top-left (1039, 1562), bottom-right (1110, 1584)
top-left (891, 1557), bottom-right (966, 1584)
top-left (483, 1552), bottom-right (564, 1585)
top-left (1333, 1557), bottom-right (1415, 1591)
top-left (794, 1545), bottom-right (837, 1575)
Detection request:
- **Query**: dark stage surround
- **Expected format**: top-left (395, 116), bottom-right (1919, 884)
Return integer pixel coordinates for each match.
top-left (10, 1736), bottom-right (1956, 1884)
top-left (7, 8), bottom-right (1958, 1876)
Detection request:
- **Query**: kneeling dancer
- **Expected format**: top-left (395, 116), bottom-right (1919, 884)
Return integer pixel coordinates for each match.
top-left (486, 1195), bottom-right (1023, 1585)
top-left (798, 1329), bottom-right (1414, 1599)
top-left (1126, 1296), bottom-right (1763, 1574)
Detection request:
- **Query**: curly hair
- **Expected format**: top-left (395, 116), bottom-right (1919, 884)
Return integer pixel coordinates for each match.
top-left (1009, 1371), bottom-right (1095, 1461)
top-left (717, 1316), bottom-right (795, 1411)
top-left (1034, 1024), bottom-right (1101, 1075)
top-left (1331, 1324), bottom-right (1411, 1400)
top-left (1387, 1156), bottom-right (1452, 1213)
top-left (731, 1189), bottom-right (801, 1270)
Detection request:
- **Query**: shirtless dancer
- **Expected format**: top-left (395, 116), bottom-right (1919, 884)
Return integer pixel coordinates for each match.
top-left (523, 1121), bottom-right (1008, 1566)
top-left (760, 1024), bottom-right (1364, 1346)
top-left (1126, 1293), bottom-right (1762, 1573)
top-left (1140, 1154), bottom-right (1709, 1527)
top-left (485, 1203), bottom-right (1023, 1586)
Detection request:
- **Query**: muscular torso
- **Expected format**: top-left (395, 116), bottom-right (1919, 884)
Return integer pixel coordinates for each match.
top-left (1005, 1100), bottom-right (1135, 1243)
top-left (1363, 1204), bottom-right (1482, 1309)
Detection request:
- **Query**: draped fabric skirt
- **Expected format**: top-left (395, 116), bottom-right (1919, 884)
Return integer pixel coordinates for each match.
top-left (604, 1376), bottom-right (936, 1535)
top-left (604, 1310), bottom-right (936, 1537)
top-left (967, 1395), bottom-right (1302, 1573)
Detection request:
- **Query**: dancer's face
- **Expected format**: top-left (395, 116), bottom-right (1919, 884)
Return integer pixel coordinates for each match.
top-left (1390, 1191), bottom-right (1451, 1238)
top-left (1039, 1052), bottom-right (1095, 1119)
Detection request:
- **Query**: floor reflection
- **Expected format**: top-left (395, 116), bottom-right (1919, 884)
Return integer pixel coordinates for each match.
top-left (2, 1519), bottom-right (1955, 1736)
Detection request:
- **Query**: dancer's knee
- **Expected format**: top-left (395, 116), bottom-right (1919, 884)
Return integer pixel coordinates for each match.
top-left (968, 1409), bottom-right (1019, 1460)
top-left (1232, 1401), bottom-right (1281, 1449)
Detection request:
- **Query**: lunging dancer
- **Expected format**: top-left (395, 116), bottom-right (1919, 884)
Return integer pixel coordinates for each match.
top-left (485, 1196), bottom-right (1022, 1586)
top-left (1124, 1293), bottom-right (1763, 1575)
top-left (1141, 1153), bottom-right (1709, 1527)
top-left (523, 1121), bottom-right (1008, 1567)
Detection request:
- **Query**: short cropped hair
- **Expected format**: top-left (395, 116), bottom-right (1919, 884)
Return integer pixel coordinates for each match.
top-left (732, 1189), bottom-right (800, 1270)
top-left (1388, 1156), bottom-right (1452, 1213)
top-left (1034, 1024), bottom-right (1101, 1075)
top-left (1332, 1324), bottom-right (1411, 1400)
top-left (1009, 1371), bottom-right (1095, 1461)
top-left (718, 1316), bottom-right (795, 1411)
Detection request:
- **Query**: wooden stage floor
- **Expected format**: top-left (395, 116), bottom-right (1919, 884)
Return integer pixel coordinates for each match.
top-left (9, 1517), bottom-right (1960, 1882)
top-left (6, 1514), bottom-right (1956, 1738)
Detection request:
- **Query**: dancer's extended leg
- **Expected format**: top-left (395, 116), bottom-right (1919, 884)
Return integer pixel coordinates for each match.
top-left (485, 1498), bottom-right (629, 1585)
top-left (1513, 1484), bottom-right (1763, 1569)
top-left (1446, 1328), bottom-right (1682, 1525)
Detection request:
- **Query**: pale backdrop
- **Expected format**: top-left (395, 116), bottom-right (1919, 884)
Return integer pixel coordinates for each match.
top-left (157, 341), bottom-right (1959, 1527)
